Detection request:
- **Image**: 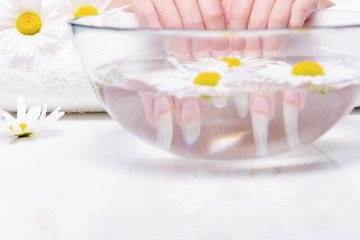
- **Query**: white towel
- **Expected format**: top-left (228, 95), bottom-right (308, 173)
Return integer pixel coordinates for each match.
top-left (0, 9), bottom-right (140, 113)
top-left (0, 2), bottom-right (359, 112)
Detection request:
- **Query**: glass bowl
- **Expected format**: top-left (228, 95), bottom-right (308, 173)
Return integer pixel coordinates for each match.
top-left (70, 10), bottom-right (360, 160)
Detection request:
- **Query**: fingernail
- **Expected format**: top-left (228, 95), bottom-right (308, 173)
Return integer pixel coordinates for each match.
top-left (251, 96), bottom-right (270, 116)
top-left (182, 121), bottom-right (201, 145)
top-left (234, 93), bottom-right (249, 119)
top-left (154, 96), bottom-right (171, 118)
top-left (212, 97), bottom-right (228, 109)
top-left (155, 113), bottom-right (173, 151)
top-left (181, 100), bottom-right (201, 145)
top-left (283, 103), bottom-right (300, 149)
top-left (181, 100), bottom-right (200, 124)
top-left (154, 96), bottom-right (173, 150)
top-left (284, 91), bottom-right (300, 107)
top-left (251, 114), bottom-right (269, 157)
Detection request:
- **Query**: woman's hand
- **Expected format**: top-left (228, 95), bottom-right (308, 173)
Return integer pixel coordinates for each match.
top-left (228, 0), bottom-right (334, 30)
top-left (128, 0), bottom-right (334, 30)
top-left (129, 0), bottom-right (227, 30)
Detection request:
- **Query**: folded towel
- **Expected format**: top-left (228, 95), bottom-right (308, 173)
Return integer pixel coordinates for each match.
top-left (1, 2), bottom-right (359, 112)
top-left (0, 9), bottom-right (140, 113)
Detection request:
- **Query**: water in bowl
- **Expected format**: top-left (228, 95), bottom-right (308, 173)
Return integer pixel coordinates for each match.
top-left (92, 57), bottom-right (360, 159)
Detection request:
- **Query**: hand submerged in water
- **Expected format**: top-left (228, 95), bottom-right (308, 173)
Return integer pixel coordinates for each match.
top-left (109, 0), bottom-right (334, 155)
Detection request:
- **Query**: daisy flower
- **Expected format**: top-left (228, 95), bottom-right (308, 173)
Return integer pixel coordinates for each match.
top-left (0, 0), bottom-right (64, 58)
top-left (0, 96), bottom-right (65, 138)
top-left (60, 0), bottom-right (111, 19)
top-left (143, 56), bottom-right (268, 97)
top-left (258, 60), bottom-right (360, 88)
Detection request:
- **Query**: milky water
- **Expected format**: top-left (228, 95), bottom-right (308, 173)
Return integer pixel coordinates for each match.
top-left (93, 57), bottom-right (360, 159)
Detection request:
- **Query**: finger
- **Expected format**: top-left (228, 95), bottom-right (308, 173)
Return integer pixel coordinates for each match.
top-left (249, 91), bottom-right (278, 157)
top-left (172, 36), bottom-right (192, 62)
top-left (244, 37), bottom-right (262, 57)
top-left (173, 0), bottom-right (209, 58)
top-left (222, 0), bottom-right (233, 26)
top-left (229, 37), bottom-right (246, 56)
top-left (197, 0), bottom-right (226, 30)
top-left (174, 97), bottom-right (204, 145)
top-left (229, 0), bottom-right (255, 29)
top-left (282, 89), bottom-right (307, 149)
top-left (245, 0), bottom-right (276, 57)
top-left (249, 91), bottom-right (278, 120)
top-left (152, 0), bottom-right (183, 29)
top-left (139, 92), bottom-right (174, 150)
top-left (139, 92), bottom-right (174, 126)
top-left (319, 0), bottom-right (335, 9)
top-left (174, 0), bottom-right (204, 29)
top-left (196, 0), bottom-right (227, 55)
top-left (228, 0), bottom-right (254, 54)
top-left (247, 0), bottom-right (276, 29)
top-left (263, 0), bottom-right (295, 58)
top-left (288, 0), bottom-right (318, 28)
top-left (282, 89), bottom-right (307, 110)
top-left (130, 0), bottom-right (161, 28)
top-left (268, 0), bottom-right (294, 28)
top-left (211, 38), bottom-right (229, 58)
top-left (191, 37), bottom-right (210, 59)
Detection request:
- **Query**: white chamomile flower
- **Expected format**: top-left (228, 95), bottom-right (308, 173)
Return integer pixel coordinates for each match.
top-left (0, 0), bottom-right (64, 58)
top-left (60, 0), bottom-right (111, 19)
top-left (151, 56), bottom-right (263, 96)
top-left (0, 96), bottom-right (65, 138)
top-left (258, 60), bottom-right (360, 88)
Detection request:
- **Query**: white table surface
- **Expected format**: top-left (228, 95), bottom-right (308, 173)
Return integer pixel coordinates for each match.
top-left (1, 111), bottom-right (360, 240)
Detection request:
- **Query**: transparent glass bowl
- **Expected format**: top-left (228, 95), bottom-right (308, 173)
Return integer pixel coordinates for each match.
top-left (70, 10), bottom-right (360, 160)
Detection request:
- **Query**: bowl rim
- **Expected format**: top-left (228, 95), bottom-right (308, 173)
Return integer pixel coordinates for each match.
top-left (69, 9), bottom-right (360, 37)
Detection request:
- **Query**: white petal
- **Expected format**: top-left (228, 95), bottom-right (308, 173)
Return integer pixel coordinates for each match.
top-left (100, 0), bottom-right (111, 11)
top-left (1, 111), bottom-right (15, 125)
top-left (8, 0), bottom-right (23, 11)
top-left (47, 107), bottom-right (65, 120)
top-left (4, 31), bottom-right (21, 53)
top-left (17, 36), bottom-right (34, 58)
top-left (12, 123), bottom-right (23, 134)
top-left (25, 106), bottom-right (41, 124)
top-left (17, 96), bottom-right (26, 122)
top-left (40, 104), bottom-right (47, 120)
top-left (41, 3), bottom-right (57, 19)
top-left (24, 0), bottom-right (40, 13)
top-left (0, 15), bottom-right (16, 29)
top-left (38, 110), bottom-right (65, 129)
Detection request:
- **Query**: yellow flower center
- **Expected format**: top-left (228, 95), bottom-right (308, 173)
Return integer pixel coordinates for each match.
top-left (9, 123), bottom-right (28, 132)
top-left (9, 124), bottom-right (33, 138)
top-left (291, 61), bottom-right (325, 76)
top-left (220, 58), bottom-right (242, 68)
top-left (74, 6), bottom-right (99, 18)
top-left (16, 12), bottom-right (42, 36)
top-left (193, 72), bottom-right (221, 86)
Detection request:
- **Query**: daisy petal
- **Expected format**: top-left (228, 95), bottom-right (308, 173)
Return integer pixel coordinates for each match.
top-left (40, 104), bottom-right (47, 120)
top-left (17, 96), bottom-right (26, 121)
top-left (1, 111), bottom-right (15, 124)
top-left (26, 106), bottom-right (41, 123)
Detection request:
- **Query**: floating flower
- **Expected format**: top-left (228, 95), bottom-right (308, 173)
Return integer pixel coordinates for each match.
top-left (60, 0), bottom-right (111, 19)
top-left (193, 72), bottom-right (222, 86)
top-left (258, 60), bottom-right (360, 87)
top-left (0, 96), bottom-right (65, 138)
top-left (0, 0), bottom-right (64, 58)
top-left (291, 61), bottom-right (325, 76)
top-left (220, 57), bottom-right (242, 68)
